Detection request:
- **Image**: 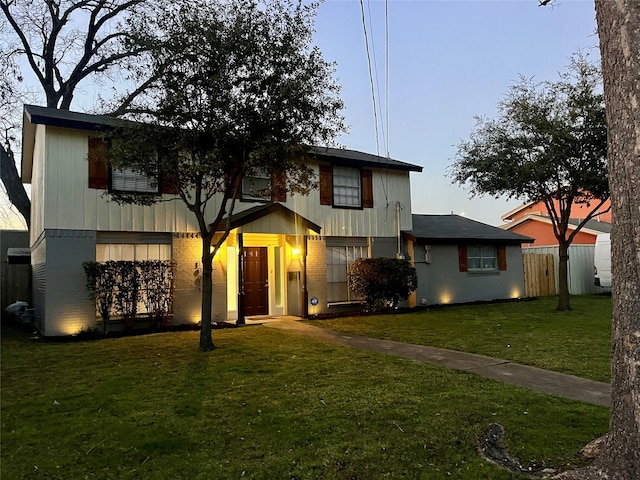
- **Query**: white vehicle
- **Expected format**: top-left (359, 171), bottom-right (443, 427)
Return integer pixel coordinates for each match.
top-left (594, 233), bottom-right (611, 290)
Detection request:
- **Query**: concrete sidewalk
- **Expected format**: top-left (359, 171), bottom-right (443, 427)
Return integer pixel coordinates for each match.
top-left (264, 319), bottom-right (610, 407)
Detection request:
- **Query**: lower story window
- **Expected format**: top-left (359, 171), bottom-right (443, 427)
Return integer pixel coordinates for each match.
top-left (96, 243), bottom-right (171, 262)
top-left (467, 245), bottom-right (497, 271)
top-left (326, 241), bottom-right (368, 303)
top-left (95, 234), bottom-right (173, 317)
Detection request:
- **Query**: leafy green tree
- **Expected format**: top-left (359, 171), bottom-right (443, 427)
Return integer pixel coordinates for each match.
top-left (105, 0), bottom-right (345, 351)
top-left (449, 55), bottom-right (608, 311)
top-left (348, 258), bottom-right (417, 312)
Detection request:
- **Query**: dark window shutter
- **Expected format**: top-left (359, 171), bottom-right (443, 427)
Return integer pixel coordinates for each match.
top-left (458, 245), bottom-right (468, 272)
top-left (362, 169), bottom-right (373, 208)
top-left (272, 170), bottom-right (287, 202)
top-left (497, 245), bottom-right (507, 271)
top-left (319, 164), bottom-right (333, 205)
top-left (88, 137), bottom-right (108, 189)
top-left (161, 171), bottom-right (179, 194)
top-left (161, 153), bottom-right (180, 194)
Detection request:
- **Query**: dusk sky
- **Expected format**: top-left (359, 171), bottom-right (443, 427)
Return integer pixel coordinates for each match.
top-left (311, 0), bottom-right (600, 225)
top-left (1, 0), bottom-right (600, 229)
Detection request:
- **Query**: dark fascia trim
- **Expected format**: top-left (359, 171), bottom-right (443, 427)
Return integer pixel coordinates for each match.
top-left (310, 146), bottom-right (423, 173)
top-left (24, 104), bottom-right (131, 132)
top-left (215, 202), bottom-right (322, 234)
top-left (401, 231), bottom-right (533, 246)
top-left (24, 106), bottom-right (422, 173)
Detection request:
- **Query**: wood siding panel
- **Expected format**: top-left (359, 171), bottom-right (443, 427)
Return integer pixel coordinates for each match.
top-left (41, 126), bottom-right (199, 234)
top-left (38, 127), bottom-right (414, 238)
top-left (30, 126), bottom-right (47, 245)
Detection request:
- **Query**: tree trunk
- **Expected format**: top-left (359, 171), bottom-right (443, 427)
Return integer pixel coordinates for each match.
top-left (556, 240), bottom-right (571, 311)
top-left (199, 235), bottom-right (216, 352)
top-left (0, 144), bottom-right (30, 228)
top-left (594, 0), bottom-right (640, 477)
top-left (551, 1), bottom-right (640, 478)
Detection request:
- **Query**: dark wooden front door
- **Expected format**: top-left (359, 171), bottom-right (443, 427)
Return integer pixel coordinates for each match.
top-left (243, 247), bottom-right (269, 316)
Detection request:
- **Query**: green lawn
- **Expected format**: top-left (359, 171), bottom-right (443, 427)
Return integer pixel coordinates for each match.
top-left (310, 295), bottom-right (612, 383)
top-left (2, 319), bottom-right (608, 480)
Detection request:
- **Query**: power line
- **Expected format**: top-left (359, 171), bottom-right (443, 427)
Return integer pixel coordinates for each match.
top-left (359, 0), bottom-right (381, 159)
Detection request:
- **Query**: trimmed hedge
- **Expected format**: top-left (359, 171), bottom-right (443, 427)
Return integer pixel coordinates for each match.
top-left (83, 260), bottom-right (176, 332)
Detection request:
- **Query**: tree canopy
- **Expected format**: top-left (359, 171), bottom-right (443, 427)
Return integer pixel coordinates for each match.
top-left (449, 55), bottom-right (608, 311)
top-left (105, 0), bottom-right (345, 350)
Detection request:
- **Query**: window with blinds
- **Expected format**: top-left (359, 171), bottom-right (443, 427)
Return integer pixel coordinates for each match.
top-left (326, 239), bottom-right (368, 303)
top-left (111, 167), bottom-right (158, 193)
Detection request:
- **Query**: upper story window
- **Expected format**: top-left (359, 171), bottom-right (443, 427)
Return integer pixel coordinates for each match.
top-left (319, 164), bottom-right (373, 209)
top-left (111, 167), bottom-right (158, 194)
top-left (239, 168), bottom-right (287, 203)
top-left (242, 168), bottom-right (272, 201)
top-left (88, 137), bottom-right (178, 195)
top-left (332, 166), bottom-right (361, 207)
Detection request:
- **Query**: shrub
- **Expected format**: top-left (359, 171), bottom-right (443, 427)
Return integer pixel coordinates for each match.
top-left (348, 257), bottom-right (417, 312)
top-left (83, 260), bottom-right (175, 333)
top-left (83, 261), bottom-right (118, 334)
top-left (138, 260), bottom-right (176, 327)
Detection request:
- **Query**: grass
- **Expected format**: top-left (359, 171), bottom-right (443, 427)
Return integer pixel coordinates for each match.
top-left (309, 295), bottom-right (612, 383)
top-left (1, 317), bottom-right (608, 480)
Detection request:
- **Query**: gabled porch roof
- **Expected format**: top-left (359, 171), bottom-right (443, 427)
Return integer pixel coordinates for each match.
top-left (215, 202), bottom-right (321, 234)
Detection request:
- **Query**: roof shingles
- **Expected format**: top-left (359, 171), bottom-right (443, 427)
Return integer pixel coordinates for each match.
top-left (406, 214), bottom-right (534, 244)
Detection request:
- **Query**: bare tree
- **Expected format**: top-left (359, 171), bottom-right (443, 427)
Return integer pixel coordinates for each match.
top-left (0, 0), bottom-right (155, 226)
top-left (0, 21), bottom-right (30, 227)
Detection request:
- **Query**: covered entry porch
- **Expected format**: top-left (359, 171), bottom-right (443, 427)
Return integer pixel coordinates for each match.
top-left (216, 203), bottom-right (321, 325)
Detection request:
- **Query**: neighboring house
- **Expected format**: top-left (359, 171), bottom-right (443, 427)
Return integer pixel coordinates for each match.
top-left (500, 200), bottom-right (612, 247)
top-left (1, 229), bottom-right (31, 314)
top-left (21, 104), bottom-right (422, 336)
top-left (500, 214), bottom-right (612, 247)
top-left (500, 201), bottom-right (612, 295)
top-left (502, 199), bottom-right (612, 224)
top-left (402, 215), bottom-right (533, 306)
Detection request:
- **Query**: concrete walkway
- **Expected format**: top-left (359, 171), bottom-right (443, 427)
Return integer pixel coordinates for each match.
top-left (263, 319), bottom-right (610, 407)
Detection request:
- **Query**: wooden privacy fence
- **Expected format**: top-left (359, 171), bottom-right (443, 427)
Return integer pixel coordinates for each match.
top-left (523, 253), bottom-right (556, 297)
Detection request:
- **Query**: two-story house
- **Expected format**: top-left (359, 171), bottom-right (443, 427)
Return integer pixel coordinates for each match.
top-left (500, 200), bottom-right (612, 247)
top-left (21, 105), bottom-right (422, 336)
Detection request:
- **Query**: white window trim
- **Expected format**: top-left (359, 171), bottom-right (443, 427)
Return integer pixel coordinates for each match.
top-left (326, 242), bottom-right (369, 304)
top-left (332, 166), bottom-right (361, 208)
top-left (467, 245), bottom-right (498, 272)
